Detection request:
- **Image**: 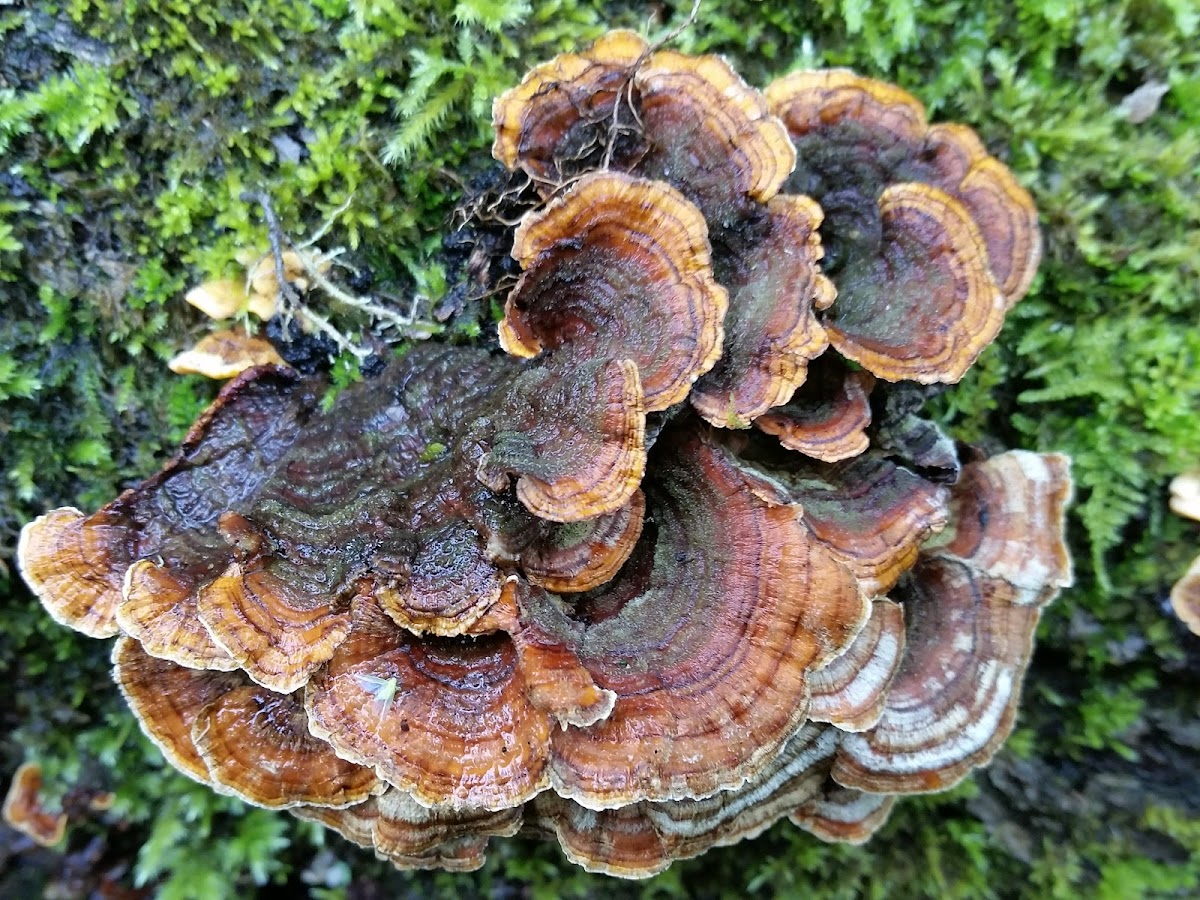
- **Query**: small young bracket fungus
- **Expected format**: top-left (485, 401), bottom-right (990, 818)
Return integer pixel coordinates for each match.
top-left (18, 31), bottom-right (1071, 878)
top-left (3, 763), bottom-right (68, 848)
top-left (1168, 472), bottom-right (1200, 635)
top-left (168, 329), bottom-right (286, 380)
top-left (755, 354), bottom-right (875, 462)
top-left (766, 69), bottom-right (1041, 306)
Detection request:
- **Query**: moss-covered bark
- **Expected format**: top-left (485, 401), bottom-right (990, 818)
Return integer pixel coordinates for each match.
top-left (2, 1), bottom-right (1198, 897)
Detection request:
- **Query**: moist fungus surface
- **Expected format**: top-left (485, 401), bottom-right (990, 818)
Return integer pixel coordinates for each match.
top-left (17, 30), bottom-right (1072, 880)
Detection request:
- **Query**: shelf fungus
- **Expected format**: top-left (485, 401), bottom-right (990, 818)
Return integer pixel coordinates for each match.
top-left (18, 33), bottom-right (1072, 877)
top-left (3, 763), bottom-right (68, 848)
top-left (1168, 472), bottom-right (1200, 636)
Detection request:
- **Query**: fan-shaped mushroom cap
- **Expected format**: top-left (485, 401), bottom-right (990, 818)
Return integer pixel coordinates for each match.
top-left (808, 599), bottom-right (906, 732)
top-left (112, 636), bottom-right (241, 785)
top-left (755, 355), bottom-right (874, 461)
top-left (790, 783), bottom-right (895, 844)
top-left (292, 796), bottom-right (380, 848)
top-left (493, 32), bottom-right (795, 223)
top-left (517, 490), bottom-right (645, 594)
top-left (376, 518), bottom-right (506, 636)
top-left (767, 69), bottom-right (1041, 307)
top-left (833, 557), bottom-right (1042, 793)
top-left (293, 789), bottom-right (523, 868)
top-left (479, 355), bottom-right (647, 522)
top-left (118, 559), bottom-right (238, 671)
top-left (834, 451), bottom-right (1073, 793)
top-left (631, 49), bottom-right (796, 222)
top-left (732, 445), bottom-right (950, 596)
top-left (17, 507), bottom-right (126, 638)
top-left (305, 597), bottom-right (553, 811)
top-left (18, 366), bottom-right (314, 647)
top-left (1170, 555), bottom-right (1200, 636)
top-left (168, 329), bottom-right (286, 379)
top-left (192, 682), bottom-right (380, 809)
top-left (529, 724), bottom-right (839, 878)
top-left (373, 790), bottom-right (522, 859)
top-left (496, 582), bottom-right (618, 729)
top-left (690, 195), bottom-right (834, 428)
top-left (197, 561), bottom-right (353, 694)
top-left (492, 29), bottom-right (649, 183)
top-left (821, 183), bottom-right (1006, 384)
top-left (502, 172), bottom-right (726, 412)
top-left (185, 278), bottom-right (275, 321)
top-left (934, 451), bottom-right (1074, 603)
top-left (538, 430), bottom-right (867, 808)
top-left (2, 762), bottom-right (67, 848)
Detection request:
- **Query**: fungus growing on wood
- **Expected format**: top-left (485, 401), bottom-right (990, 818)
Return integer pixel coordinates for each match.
top-left (755, 354), bottom-right (874, 461)
top-left (17, 31), bottom-right (1071, 879)
top-left (493, 32), bottom-right (836, 429)
top-left (501, 172), bottom-right (726, 413)
top-left (834, 452), bottom-right (1073, 793)
top-left (765, 69), bottom-right (1040, 383)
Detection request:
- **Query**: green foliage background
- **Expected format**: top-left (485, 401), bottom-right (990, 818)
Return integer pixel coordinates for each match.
top-left (1, 0), bottom-right (1197, 897)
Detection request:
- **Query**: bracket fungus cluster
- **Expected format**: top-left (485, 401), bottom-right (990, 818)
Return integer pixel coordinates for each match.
top-left (15, 32), bottom-right (1073, 877)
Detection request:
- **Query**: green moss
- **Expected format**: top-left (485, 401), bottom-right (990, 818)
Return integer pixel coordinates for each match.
top-left (2, 0), bottom-right (1199, 897)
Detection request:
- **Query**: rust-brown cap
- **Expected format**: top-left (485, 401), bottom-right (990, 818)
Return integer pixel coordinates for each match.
top-left (3, 763), bottom-right (67, 848)
top-left (492, 30), bottom-right (649, 185)
top-left (292, 797), bottom-right (379, 849)
top-left (631, 48), bottom-right (796, 222)
top-left (808, 598), bottom-right (906, 732)
top-left (493, 32), bottom-right (795, 222)
top-left (691, 195), bottom-right (834, 428)
top-left (376, 518), bottom-right (505, 637)
top-left (540, 430), bottom-right (867, 809)
top-left (18, 364), bottom-right (313, 645)
top-left (503, 581), bottom-right (618, 729)
top-left (193, 683), bottom-right (380, 809)
top-left (198, 558), bottom-right (352, 695)
top-left (834, 451), bottom-right (1073, 793)
top-left (767, 69), bottom-right (1041, 308)
top-left (112, 636), bottom-right (242, 786)
top-left (755, 354), bottom-right (874, 462)
top-left (821, 183), bottom-right (1006, 384)
top-left (305, 596), bottom-right (553, 811)
top-left (518, 490), bottom-right (645, 594)
top-left (766, 69), bottom-right (927, 145)
top-left (17, 507), bottom-right (128, 639)
top-left (479, 355), bottom-right (647, 523)
top-left (118, 559), bottom-right (238, 671)
top-left (530, 724), bottom-right (839, 878)
top-left (734, 447), bottom-right (951, 596)
top-left (502, 172), bottom-right (727, 412)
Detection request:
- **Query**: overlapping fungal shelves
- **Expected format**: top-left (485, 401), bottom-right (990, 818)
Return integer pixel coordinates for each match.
top-left (14, 31), bottom-right (1072, 877)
